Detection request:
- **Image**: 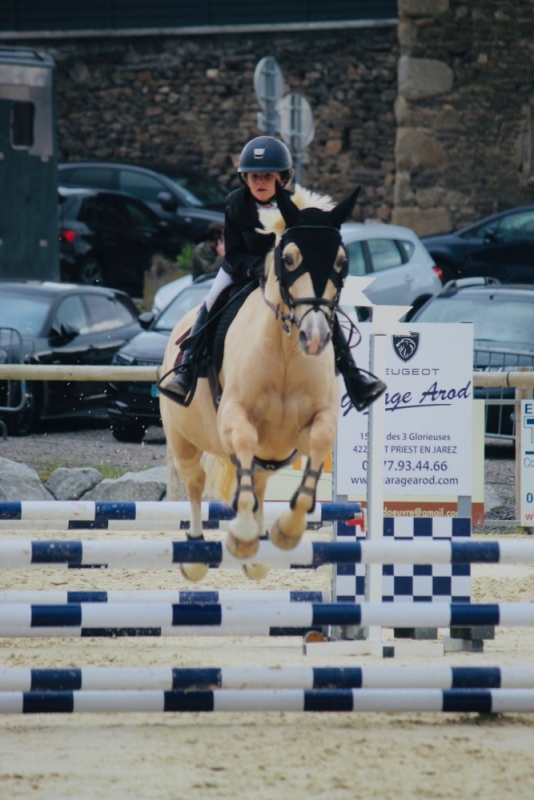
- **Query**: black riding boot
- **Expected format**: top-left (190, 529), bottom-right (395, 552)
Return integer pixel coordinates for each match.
top-left (159, 303), bottom-right (210, 406)
top-left (333, 320), bottom-right (387, 412)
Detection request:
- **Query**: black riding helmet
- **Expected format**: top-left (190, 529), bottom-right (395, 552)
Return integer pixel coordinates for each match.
top-left (237, 136), bottom-right (294, 187)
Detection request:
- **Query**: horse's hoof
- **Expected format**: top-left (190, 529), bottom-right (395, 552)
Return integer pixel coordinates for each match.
top-left (242, 563), bottom-right (270, 581)
top-left (269, 520), bottom-right (302, 551)
top-left (180, 563), bottom-right (209, 582)
top-left (226, 531), bottom-right (259, 560)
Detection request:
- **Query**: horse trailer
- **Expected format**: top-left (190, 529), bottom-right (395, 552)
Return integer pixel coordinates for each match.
top-left (0, 46), bottom-right (58, 281)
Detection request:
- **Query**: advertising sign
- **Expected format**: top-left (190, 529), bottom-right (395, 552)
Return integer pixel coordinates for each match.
top-left (336, 323), bottom-right (473, 497)
top-left (520, 400), bottom-right (534, 526)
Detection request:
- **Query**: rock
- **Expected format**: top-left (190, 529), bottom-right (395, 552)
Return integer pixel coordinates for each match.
top-left (395, 127), bottom-right (446, 171)
top-left (81, 466), bottom-right (168, 501)
top-left (391, 206), bottom-right (451, 236)
top-left (393, 171), bottom-right (414, 204)
top-left (399, 0), bottom-right (449, 16)
top-left (45, 468), bottom-right (103, 501)
top-left (0, 458), bottom-right (53, 501)
top-left (415, 187), bottom-right (444, 209)
top-left (398, 56), bottom-right (453, 100)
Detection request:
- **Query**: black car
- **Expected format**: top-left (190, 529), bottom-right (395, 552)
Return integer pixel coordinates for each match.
top-left (0, 282), bottom-right (141, 436)
top-left (58, 162), bottom-right (225, 243)
top-left (411, 279), bottom-right (534, 438)
top-left (421, 206), bottom-right (534, 284)
top-left (59, 187), bottom-right (187, 296)
top-left (108, 278), bottom-right (212, 442)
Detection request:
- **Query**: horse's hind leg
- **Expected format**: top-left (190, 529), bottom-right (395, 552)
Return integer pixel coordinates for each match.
top-left (242, 470), bottom-right (270, 581)
top-left (270, 408), bottom-right (336, 551)
top-left (218, 400), bottom-right (259, 559)
top-left (168, 434), bottom-right (208, 581)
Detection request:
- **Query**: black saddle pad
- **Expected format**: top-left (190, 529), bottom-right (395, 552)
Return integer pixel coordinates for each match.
top-left (206, 279), bottom-right (259, 376)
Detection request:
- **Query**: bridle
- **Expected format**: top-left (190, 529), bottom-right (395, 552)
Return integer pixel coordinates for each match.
top-left (260, 225), bottom-right (349, 336)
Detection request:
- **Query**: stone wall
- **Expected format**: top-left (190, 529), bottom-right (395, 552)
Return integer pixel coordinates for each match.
top-left (42, 28), bottom-right (398, 220)
top-left (393, 0), bottom-right (534, 235)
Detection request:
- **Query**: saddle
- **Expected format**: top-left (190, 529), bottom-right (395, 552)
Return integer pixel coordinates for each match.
top-left (174, 279), bottom-right (258, 409)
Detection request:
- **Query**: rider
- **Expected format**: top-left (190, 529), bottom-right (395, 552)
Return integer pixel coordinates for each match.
top-left (161, 135), bottom-right (386, 411)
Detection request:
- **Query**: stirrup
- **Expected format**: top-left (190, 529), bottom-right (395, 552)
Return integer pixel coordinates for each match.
top-left (157, 363), bottom-right (198, 408)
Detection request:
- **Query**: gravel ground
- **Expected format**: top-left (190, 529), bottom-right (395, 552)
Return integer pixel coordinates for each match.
top-left (0, 422), bottom-right (518, 520)
top-left (0, 420), bottom-right (167, 479)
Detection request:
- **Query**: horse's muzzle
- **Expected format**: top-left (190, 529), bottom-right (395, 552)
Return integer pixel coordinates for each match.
top-left (298, 309), bottom-right (332, 356)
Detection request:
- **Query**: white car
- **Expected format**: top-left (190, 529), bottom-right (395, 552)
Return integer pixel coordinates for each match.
top-left (341, 222), bottom-right (442, 316)
top-left (152, 273), bottom-right (193, 316)
top-left (152, 222), bottom-right (441, 318)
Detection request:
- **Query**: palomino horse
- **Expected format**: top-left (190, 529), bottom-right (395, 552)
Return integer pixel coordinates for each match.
top-left (160, 182), bottom-right (359, 581)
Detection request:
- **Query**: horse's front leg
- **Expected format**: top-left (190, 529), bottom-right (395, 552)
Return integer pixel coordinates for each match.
top-left (219, 400), bottom-right (260, 559)
top-left (165, 433), bottom-right (208, 582)
top-left (270, 408), bottom-right (337, 551)
top-left (242, 470), bottom-right (270, 581)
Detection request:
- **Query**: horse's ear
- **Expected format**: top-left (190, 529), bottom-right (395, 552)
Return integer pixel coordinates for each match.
top-left (329, 186), bottom-right (361, 228)
top-left (275, 180), bottom-right (300, 227)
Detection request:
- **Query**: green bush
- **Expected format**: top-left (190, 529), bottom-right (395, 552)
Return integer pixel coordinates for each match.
top-left (176, 243), bottom-right (196, 272)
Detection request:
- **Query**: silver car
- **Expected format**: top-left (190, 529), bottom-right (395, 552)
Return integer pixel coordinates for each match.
top-left (341, 222), bottom-right (442, 317)
top-left (153, 222), bottom-right (441, 319)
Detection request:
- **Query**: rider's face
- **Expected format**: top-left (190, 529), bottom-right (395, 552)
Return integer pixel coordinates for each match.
top-left (246, 172), bottom-right (282, 202)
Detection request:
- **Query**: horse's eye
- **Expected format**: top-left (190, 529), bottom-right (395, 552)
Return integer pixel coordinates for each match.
top-left (281, 244), bottom-right (302, 271)
top-left (334, 256), bottom-right (348, 273)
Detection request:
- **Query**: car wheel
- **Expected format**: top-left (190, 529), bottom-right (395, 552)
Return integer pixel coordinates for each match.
top-left (5, 388), bottom-right (39, 437)
top-left (110, 419), bottom-right (147, 443)
top-left (78, 259), bottom-right (104, 286)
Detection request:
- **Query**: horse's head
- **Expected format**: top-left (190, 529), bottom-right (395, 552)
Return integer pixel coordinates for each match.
top-left (266, 182), bottom-right (360, 356)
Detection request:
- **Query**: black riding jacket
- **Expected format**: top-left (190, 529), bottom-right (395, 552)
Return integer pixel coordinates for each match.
top-left (223, 185), bottom-right (292, 282)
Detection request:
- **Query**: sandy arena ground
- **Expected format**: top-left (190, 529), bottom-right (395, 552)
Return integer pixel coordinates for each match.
top-left (0, 526), bottom-right (533, 800)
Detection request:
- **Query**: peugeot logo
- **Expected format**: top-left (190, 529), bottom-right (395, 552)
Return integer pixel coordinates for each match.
top-left (392, 332), bottom-right (420, 362)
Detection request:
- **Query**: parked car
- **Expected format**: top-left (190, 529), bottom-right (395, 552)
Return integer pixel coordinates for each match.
top-left (108, 277), bottom-right (212, 442)
top-left (0, 282), bottom-right (141, 436)
top-left (58, 162), bottom-right (225, 243)
top-left (411, 278), bottom-right (534, 438)
top-left (341, 222), bottom-right (442, 317)
top-left (152, 273), bottom-right (192, 316)
top-left (152, 222), bottom-right (442, 319)
top-left (421, 206), bottom-right (534, 284)
top-left (59, 187), bottom-right (187, 296)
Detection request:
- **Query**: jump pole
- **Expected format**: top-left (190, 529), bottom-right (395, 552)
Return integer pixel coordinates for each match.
top-left (0, 590), bottom-right (330, 605)
top-left (0, 500), bottom-right (362, 527)
top-left (0, 602), bottom-right (532, 638)
top-left (1, 688), bottom-right (534, 714)
top-left (0, 538), bottom-right (530, 569)
top-left (2, 665), bottom-right (534, 692)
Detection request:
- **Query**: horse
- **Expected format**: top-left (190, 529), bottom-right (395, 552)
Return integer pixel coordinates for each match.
top-left (160, 182), bottom-right (359, 581)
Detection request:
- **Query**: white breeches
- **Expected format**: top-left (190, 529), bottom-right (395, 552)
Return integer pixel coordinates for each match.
top-left (204, 268), bottom-right (235, 311)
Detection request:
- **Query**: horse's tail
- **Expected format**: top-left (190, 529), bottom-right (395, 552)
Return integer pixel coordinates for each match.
top-left (205, 454), bottom-right (236, 502)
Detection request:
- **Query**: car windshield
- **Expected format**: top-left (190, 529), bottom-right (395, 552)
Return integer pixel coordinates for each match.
top-left (415, 296), bottom-right (534, 346)
top-left (154, 284), bottom-right (211, 331)
top-left (167, 177), bottom-right (226, 209)
top-left (0, 295), bottom-right (50, 336)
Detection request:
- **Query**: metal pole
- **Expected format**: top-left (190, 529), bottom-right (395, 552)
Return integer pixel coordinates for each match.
top-left (262, 57), bottom-right (278, 137)
top-left (366, 333), bottom-right (387, 642)
top-left (290, 93), bottom-right (303, 184)
top-left (515, 367), bottom-right (534, 527)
